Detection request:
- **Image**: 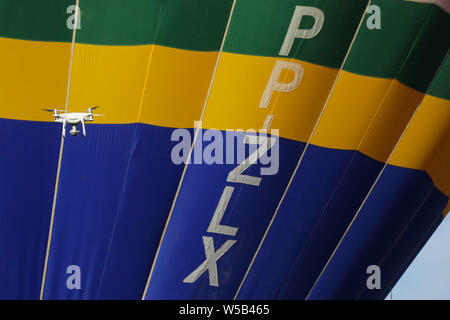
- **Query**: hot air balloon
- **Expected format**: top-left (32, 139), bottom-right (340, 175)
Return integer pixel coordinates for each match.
top-left (0, 0), bottom-right (448, 300)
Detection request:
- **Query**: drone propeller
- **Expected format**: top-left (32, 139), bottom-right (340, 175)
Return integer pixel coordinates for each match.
top-left (84, 106), bottom-right (100, 112)
top-left (42, 108), bottom-right (63, 111)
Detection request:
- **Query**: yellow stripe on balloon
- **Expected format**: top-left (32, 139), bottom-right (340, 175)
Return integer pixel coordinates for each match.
top-left (0, 38), bottom-right (448, 202)
top-left (69, 44), bottom-right (220, 127)
top-left (311, 71), bottom-right (424, 163)
top-left (0, 38), bottom-right (71, 121)
top-left (0, 39), bottom-right (220, 126)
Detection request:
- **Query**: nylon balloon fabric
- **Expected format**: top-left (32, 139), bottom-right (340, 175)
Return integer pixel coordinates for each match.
top-left (0, 0), bottom-right (448, 300)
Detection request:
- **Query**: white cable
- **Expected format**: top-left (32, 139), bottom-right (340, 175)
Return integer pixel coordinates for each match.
top-left (39, 0), bottom-right (80, 300)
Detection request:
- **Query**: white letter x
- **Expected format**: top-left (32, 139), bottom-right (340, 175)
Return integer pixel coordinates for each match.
top-left (183, 236), bottom-right (236, 287)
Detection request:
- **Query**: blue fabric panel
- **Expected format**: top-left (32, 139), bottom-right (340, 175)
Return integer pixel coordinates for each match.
top-left (0, 119), bottom-right (60, 299)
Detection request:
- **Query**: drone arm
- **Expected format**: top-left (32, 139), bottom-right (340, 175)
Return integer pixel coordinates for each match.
top-left (81, 119), bottom-right (86, 136)
top-left (62, 119), bottom-right (66, 138)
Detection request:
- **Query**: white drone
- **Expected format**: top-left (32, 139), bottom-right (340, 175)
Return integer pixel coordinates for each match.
top-left (42, 106), bottom-right (104, 137)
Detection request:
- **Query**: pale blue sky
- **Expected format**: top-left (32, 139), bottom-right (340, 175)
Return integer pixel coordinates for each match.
top-left (389, 214), bottom-right (450, 300)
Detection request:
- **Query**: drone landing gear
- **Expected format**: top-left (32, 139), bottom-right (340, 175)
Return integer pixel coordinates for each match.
top-left (62, 119), bottom-right (86, 138)
top-left (62, 123), bottom-right (80, 137)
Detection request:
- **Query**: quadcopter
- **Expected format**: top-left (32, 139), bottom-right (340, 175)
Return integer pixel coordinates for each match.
top-left (42, 106), bottom-right (104, 137)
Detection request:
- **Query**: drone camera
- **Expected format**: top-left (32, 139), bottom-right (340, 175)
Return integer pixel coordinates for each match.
top-left (70, 126), bottom-right (80, 136)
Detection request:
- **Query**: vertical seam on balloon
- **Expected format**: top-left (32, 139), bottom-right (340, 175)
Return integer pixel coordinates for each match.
top-left (355, 185), bottom-right (435, 299)
top-left (380, 212), bottom-right (442, 299)
top-left (233, 0), bottom-right (372, 300)
top-left (285, 46), bottom-right (424, 280)
top-left (136, 21), bottom-right (162, 124)
top-left (94, 3), bottom-right (165, 299)
top-left (140, 0), bottom-right (237, 300)
top-left (357, 52), bottom-right (450, 300)
top-left (304, 45), bottom-right (447, 300)
top-left (39, 0), bottom-right (80, 300)
top-left (282, 4), bottom-right (434, 251)
top-left (267, 4), bottom-right (435, 299)
top-left (353, 53), bottom-right (449, 299)
top-left (271, 72), bottom-right (398, 299)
